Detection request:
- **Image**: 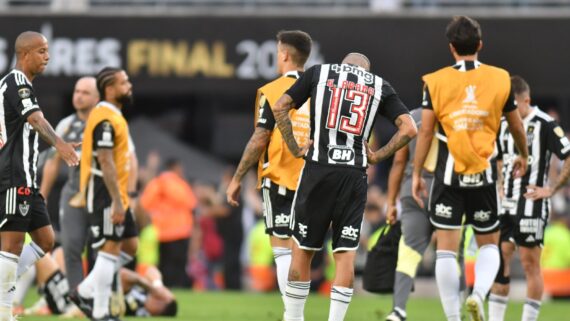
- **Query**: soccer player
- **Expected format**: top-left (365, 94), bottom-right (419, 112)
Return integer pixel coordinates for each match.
top-left (40, 76), bottom-right (99, 290)
top-left (488, 76), bottom-right (570, 321)
top-left (0, 31), bottom-right (80, 321)
top-left (412, 16), bottom-right (529, 321)
top-left (226, 30), bottom-right (312, 299)
top-left (384, 108), bottom-right (434, 321)
top-left (274, 53), bottom-right (417, 321)
top-left (69, 67), bottom-right (138, 321)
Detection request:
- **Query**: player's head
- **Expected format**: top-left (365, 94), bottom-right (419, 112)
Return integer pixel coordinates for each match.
top-left (96, 67), bottom-right (133, 107)
top-left (165, 158), bottom-right (184, 177)
top-left (72, 77), bottom-right (99, 112)
top-left (342, 53), bottom-right (371, 71)
top-left (15, 31), bottom-right (49, 77)
top-left (446, 16), bottom-right (482, 57)
top-left (511, 75), bottom-right (531, 110)
top-left (276, 30), bottom-right (312, 73)
top-left (146, 296), bottom-right (178, 317)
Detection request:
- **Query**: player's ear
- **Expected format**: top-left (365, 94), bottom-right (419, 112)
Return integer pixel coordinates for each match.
top-left (478, 40), bottom-right (483, 52)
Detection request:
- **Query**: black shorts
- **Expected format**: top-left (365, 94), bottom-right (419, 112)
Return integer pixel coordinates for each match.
top-left (429, 181), bottom-right (499, 233)
top-left (89, 204), bottom-right (138, 248)
top-left (499, 211), bottom-right (546, 248)
top-left (0, 187), bottom-right (51, 232)
top-left (261, 178), bottom-right (295, 238)
top-left (292, 162), bottom-right (367, 252)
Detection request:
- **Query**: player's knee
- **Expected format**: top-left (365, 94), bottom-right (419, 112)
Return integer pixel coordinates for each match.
top-left (521, 254), bottom-right (541, 275)
top-left (35, 237), bottom-right (54, 254)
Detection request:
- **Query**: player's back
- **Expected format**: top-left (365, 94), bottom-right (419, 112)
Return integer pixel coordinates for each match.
top-left (288, 63), bottom-right (408, 169)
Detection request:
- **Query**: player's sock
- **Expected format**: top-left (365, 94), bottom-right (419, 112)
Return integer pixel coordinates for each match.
top-left (393, 271), bottom-right (414, 313)
top-left (488, 293), bottom-right (508, 321)
top-left (13, 265), bottom-right (36, 307)
top-left (473, 244), bottom-right (500, 300)
top-left (521, 298), bottom-right (541, 321)
top-left (328, 286), bottom-right (353, 321)
top-left (272, 247), bottom-right (292, 296)
top-left (283, 281), bottom-right (310, 321)
top-left (16, 241), bottom-right (44, 278)
top-left (0, 251), bottom-right (19, 321)
top-left (119, 251), bottom-right (133, 268)
top-left (91, 252), bottom-right (118, 319)
top-left (435, 250), bottom-right (461, 321)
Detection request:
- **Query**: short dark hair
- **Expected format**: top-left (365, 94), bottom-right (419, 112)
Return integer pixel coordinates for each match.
top-left (276, 30), bottom-right (312, 66)
top-left (446, 16), bottom-right (482, 56)
top-left (96, 67), bottom-right (122, 100)
top-left (511, 75), bottom-right (530, 97)
top-left (165, 158), bottom-right (181, 171)
top-left (160, 299), bottom-right (178, 317)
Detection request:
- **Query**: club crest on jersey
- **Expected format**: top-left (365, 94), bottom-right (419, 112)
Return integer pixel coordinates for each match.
top-left (18, 88), bottom-right (31, 99)
top-left (554, 126), bottom-right (565, 138)
top-left (18, 202), bottom-right (30, 216)
top-left (527, 125), bottom-right (535, 145)
top-left (327, 145), bottom-right (355, 163)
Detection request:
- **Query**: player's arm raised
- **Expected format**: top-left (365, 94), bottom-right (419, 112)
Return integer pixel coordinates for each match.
top-left (504, 109), bottom-right (528, 178)
top-left (27, 111), bottom-right (79, 166)
top-left (274, 93), bottom-right (311, 158)
top-left (366, 114), bottom-right (416, 164)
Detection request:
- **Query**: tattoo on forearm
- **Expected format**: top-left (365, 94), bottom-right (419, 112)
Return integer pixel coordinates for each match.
top-left (274, 97), bottom-right (300, 156)
top-left (233, 128), bottom-right (271, 181)
top-left (375, 133), bottom-right (412, 162)
top-left (554, 160), bottom-right (570, 192)
top-left (33, 118), bottom-right (59, 146)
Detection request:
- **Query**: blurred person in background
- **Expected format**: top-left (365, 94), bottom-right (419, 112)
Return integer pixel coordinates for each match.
top-left (70, 67), bottom-right (139, 321)
top-left (489, 76), bottom-right (570, 321)
top-left (40, 76), bottom-right (99, 291)
top-left (140, 158), bottom-right (196, 288)
top-left (0, 31), bottom-right (80, 321)
top-left (226, 30), bottom-right (312, 297)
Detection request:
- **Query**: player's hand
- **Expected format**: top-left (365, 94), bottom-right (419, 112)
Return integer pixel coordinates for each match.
top-left (111, 200), bottom-right (126, 225)
top-left (524, 184), bottom-right (552, 201)
top-left (226, 178), bottom-right (241, 207)
top-left (412, 174), bottom-right (427, 208)
top-left (295, 140), bottom-right (313, 158)
top-left (364, 141), bottom-right (378, 164)
top-left (56, 141), bottom-right (80, 166)
top-left (512, 156), bottom-right (528, 178)
top-left (386, 203), bottom-right (398, 225)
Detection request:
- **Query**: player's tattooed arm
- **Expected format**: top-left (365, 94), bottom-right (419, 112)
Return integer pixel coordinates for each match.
top-left (28, 111), bottom-right (79, 166)
top-left (233, 127), bottom-right (271, 182)
top-left (367, 114), bottom-right (417, 164)
top-left (274, 94), bottom-right (306, 157)
top-left (552, 157), bottom-right (570, 193)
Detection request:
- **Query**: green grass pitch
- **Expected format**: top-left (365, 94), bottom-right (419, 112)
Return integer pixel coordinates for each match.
top-left (19, 290), bottom-right (569, 321)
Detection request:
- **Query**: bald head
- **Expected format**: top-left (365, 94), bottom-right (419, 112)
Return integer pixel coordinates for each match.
top-left (342, 53), bottom-right (371, 71)
top-left (15, 31), bottom-right (47, 57)
top-left (73, 76), bottom-right (99, 112)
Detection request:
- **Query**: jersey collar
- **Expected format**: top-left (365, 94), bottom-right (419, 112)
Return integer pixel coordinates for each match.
top-left (522, 106), bottom-right (539, 124)
top-left (284, 70), bottom-right (300, 79)
top-left (98, 101), bottom-right (122, 115)
top-left (453, 60), bottom-right (481, 72)
top-left (12, 69), bottom-right (33, 86)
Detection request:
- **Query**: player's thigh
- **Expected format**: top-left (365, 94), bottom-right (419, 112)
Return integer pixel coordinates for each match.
top-left (400, 196), bottom-right (432, 253)
top-left (261, 186), bottom-right (294, 239)
top-left (429, 182), bottom-right (465, 231)
top-left (28, 193), bottom-right (54, 252)
top-left (465, 185), bottom-right (500, 234)
top-left (331, 169), bottom-right (367, 252)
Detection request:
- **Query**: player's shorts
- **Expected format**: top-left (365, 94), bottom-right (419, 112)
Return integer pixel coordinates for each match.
top-left (89, 203), bottom-right (138, 248)
top-left (429, 181), bottom-right (499, 234)
top-left (498, 210), bottom-right (546, 248)
top-left (0, 187), bottom-right (51, 232)
top-left (292, 161), bottom-right (367, 252)
top-left (261, 178), bottom-right (295, 238)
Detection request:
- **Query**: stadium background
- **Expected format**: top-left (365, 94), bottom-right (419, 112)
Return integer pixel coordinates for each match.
top-left (2, 1), bottom-right (570, 320)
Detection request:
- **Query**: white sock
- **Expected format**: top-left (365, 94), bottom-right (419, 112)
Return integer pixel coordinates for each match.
top-left (13, 265), bottom-right (36, 306)
top-left (16, 242), bottom-right (44, 278)
top-left (113, 252), bottom-right (133, 290)
top-left (473, 244), bottom-right (500, 299)
top-left (118, 251), bottom-right (133, 268)
top-left (0, 252), bottom-right (19, 320)
top-left (273, 247), bottom-right (292, 297)
top-left (328, 286), bottom-right (353, 321)
top-left (91, 252), bottom-right (118, 319)
top-left (522, 298), bottom-right (541, 321)
top-left (435, 251), bottom-right (461, 321)
top-left (283, 281), bottom-right (310, 321)
top-left (488, 293), bottom-right (508, 321)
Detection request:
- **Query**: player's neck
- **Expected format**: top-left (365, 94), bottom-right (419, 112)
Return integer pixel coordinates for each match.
top-left (14, 64), bottom-right (35, 82)
top-left (106, 99), bottom-right (123, 110)
top-left (519, 105), bottom-right (533, 119)
top-left (76, 108), bottom-right (92, 121)
top-left (454, 54), bottom-right (478, 63)
top-left (281, 64), bottom-right (304, 75)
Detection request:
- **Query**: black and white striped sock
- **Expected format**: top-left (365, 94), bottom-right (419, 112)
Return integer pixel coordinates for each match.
top-left (284, 281), bottom-right (310, 321)
top-left (328, 286), bottom-right (353, 321)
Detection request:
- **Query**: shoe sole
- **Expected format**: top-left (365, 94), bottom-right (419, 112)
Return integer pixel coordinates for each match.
top-left (465, 297), bottom-right (484, 321)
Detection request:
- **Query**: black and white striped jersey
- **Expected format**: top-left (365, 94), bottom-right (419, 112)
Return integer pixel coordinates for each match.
top-left (286, 64), bottom-right (409, 169)
top-left (0, 70), bottom-right (41, 191)
top-left (498, 107), bottom-right (570, 217)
